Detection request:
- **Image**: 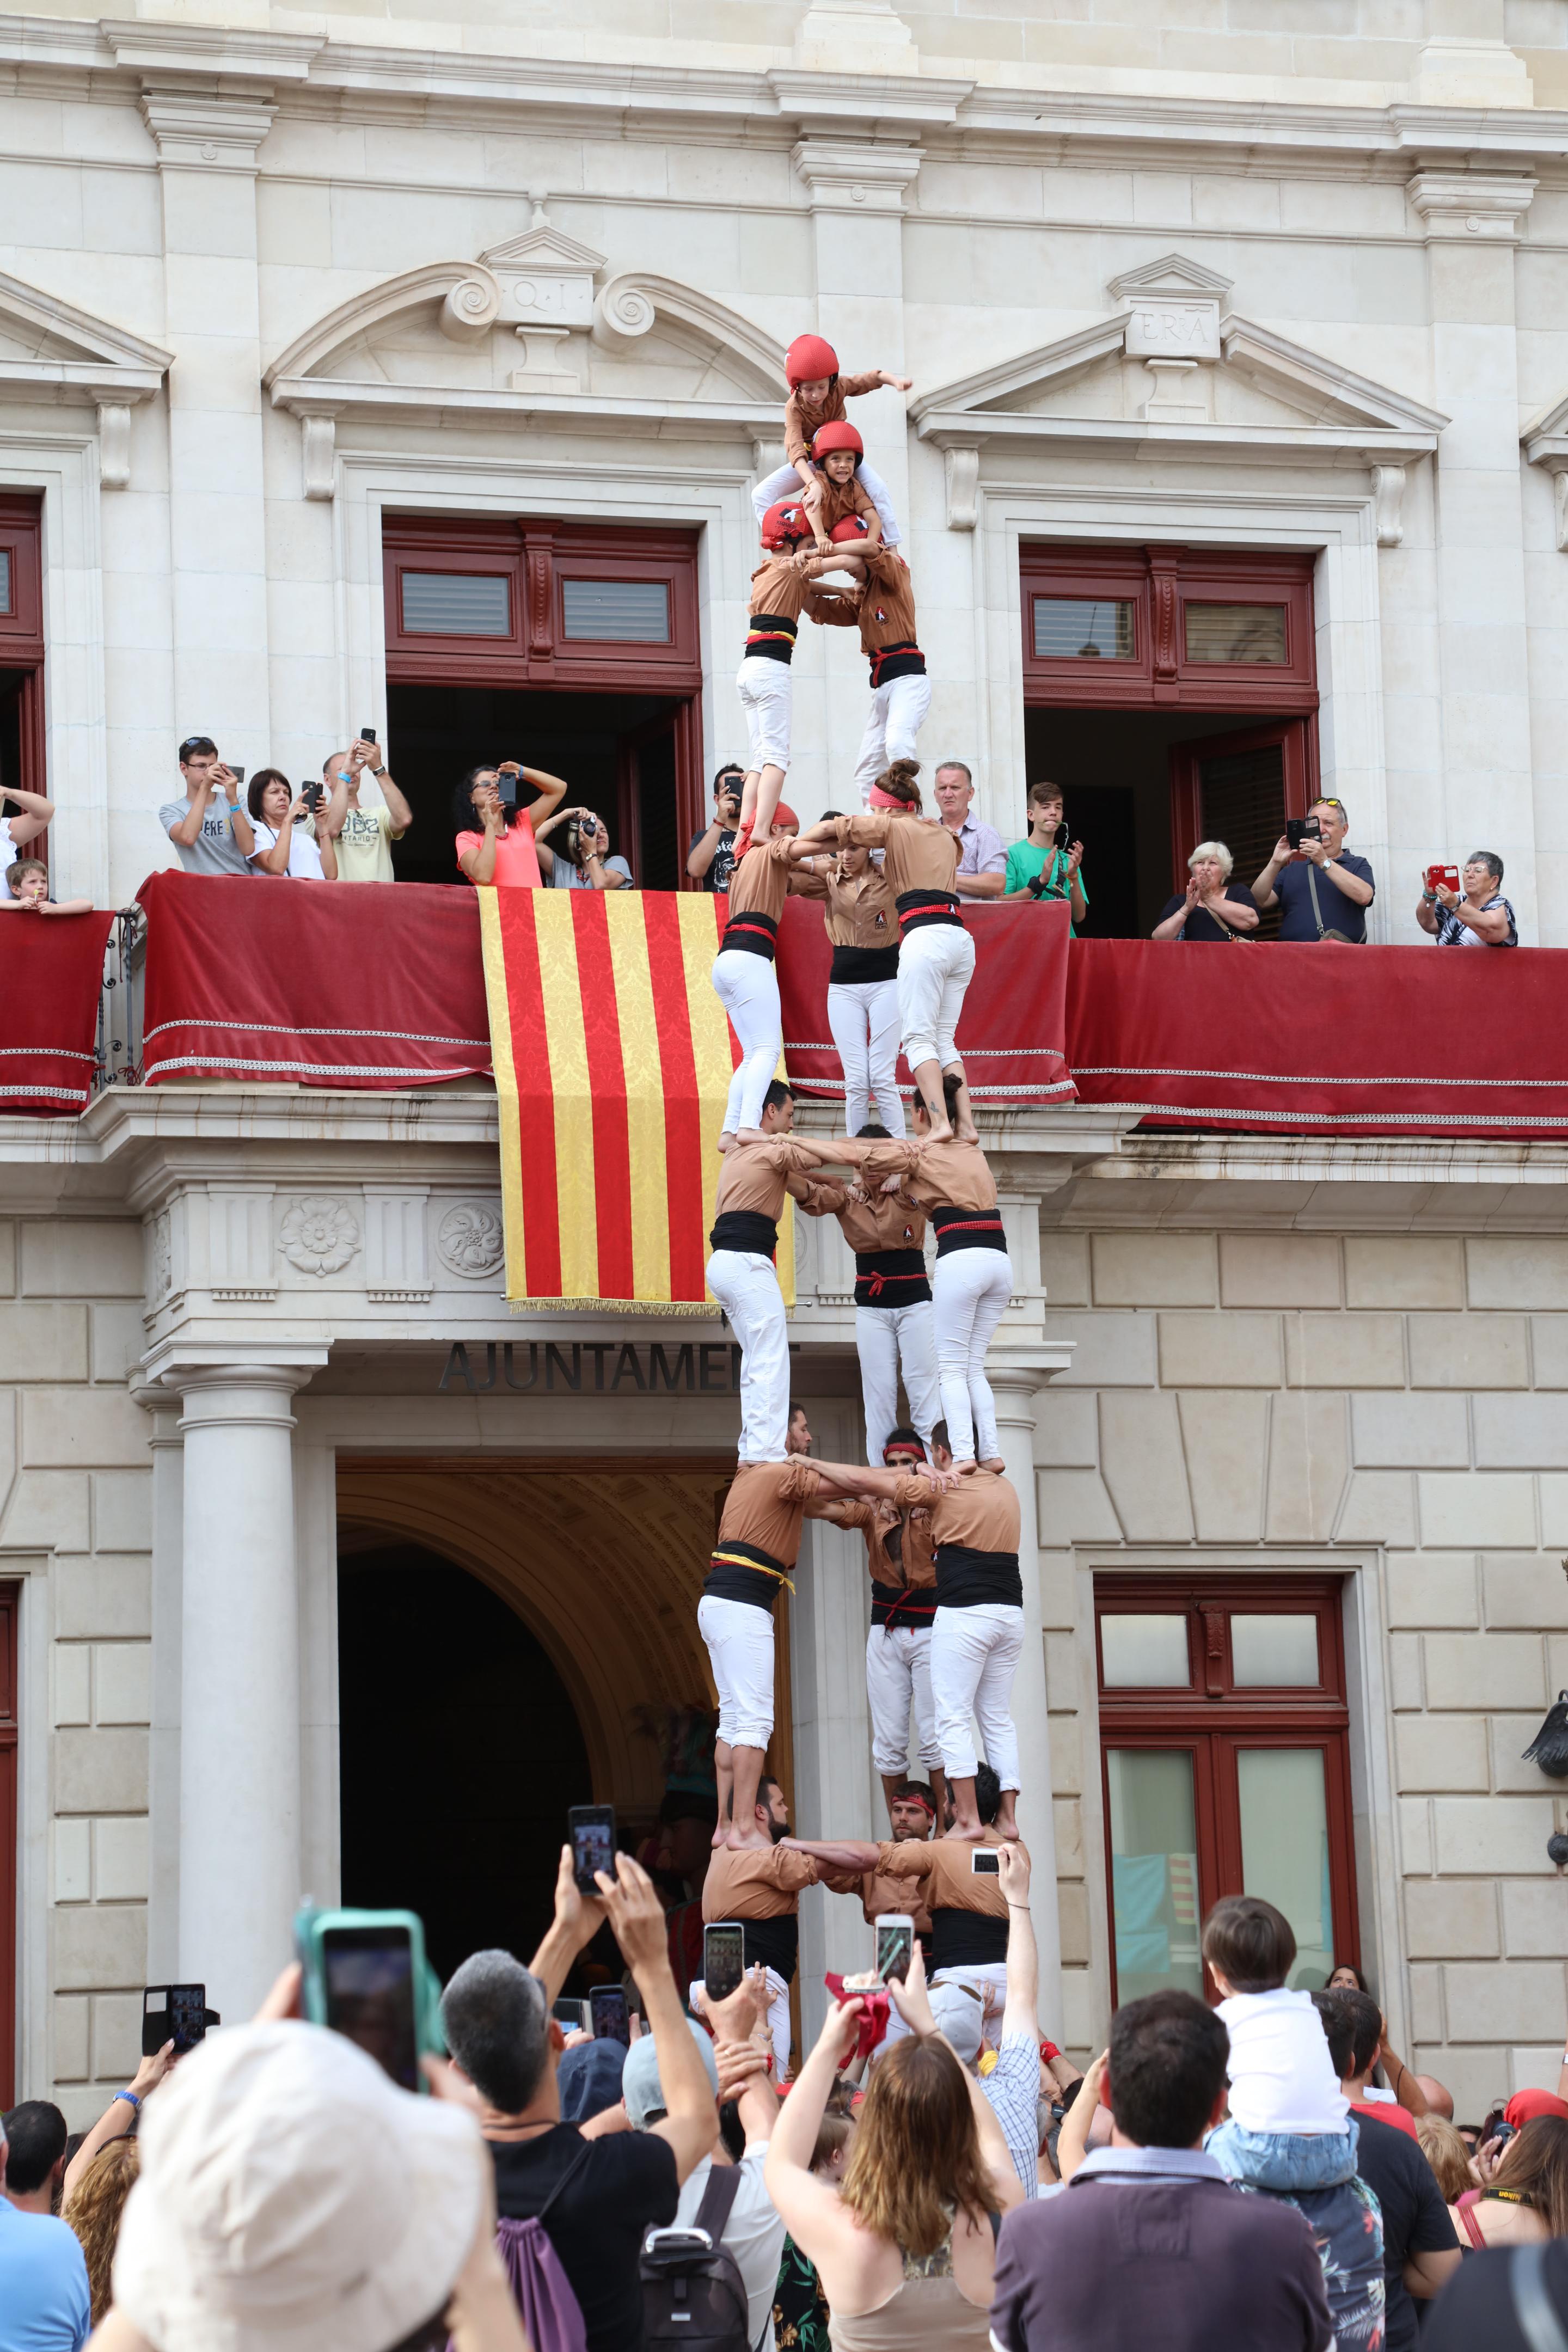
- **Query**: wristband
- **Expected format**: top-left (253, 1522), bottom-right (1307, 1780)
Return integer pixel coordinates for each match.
top-left (114, 2088), bottom-right (140, 2111)
top-left (1041, 2041), bottom-right (1061, 2063)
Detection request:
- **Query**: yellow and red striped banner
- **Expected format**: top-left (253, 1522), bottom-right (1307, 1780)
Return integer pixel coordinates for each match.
top-left (479, 891), bottom-right (795, 1309)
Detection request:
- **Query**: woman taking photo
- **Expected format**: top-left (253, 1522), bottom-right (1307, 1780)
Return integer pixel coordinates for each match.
top-left (766, 1950), bottom-right (1021, 2348)
top-left (453, 760), bottom-right (567, 888)
top-left (534, 805), bottom-right (632, 890)
top-left (246, 770), bottom-right (337, 879)
top-left (793, 760), bottom-right (973, 1144)
top-left (1450, 2112), bottom-right (1568, 2250)
top-left (819, 821), bottom-right (903, 1135)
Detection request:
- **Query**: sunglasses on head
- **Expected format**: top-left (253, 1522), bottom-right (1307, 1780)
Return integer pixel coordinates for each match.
top-left (179, 738), bottom-right (216, 760)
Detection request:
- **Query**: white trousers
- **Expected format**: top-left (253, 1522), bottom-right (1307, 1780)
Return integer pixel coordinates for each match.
top-left (855, 1299), bottom-right (940, 1463)
top-left (852, 673), bottom-right (933, 805)
top-left (751, 457), bottom-right (902, 548)
top-left (711, 949), bottom-right (781, 1135)
top-left (827, 976), bottom-right (904, 1135)
top-left (735, 654), bottom-right (793, 773)
top-left (705, 1250), bottom-right (788, 1462)
top-left (865, 1621), bottom-right (941, 1777)
top-left (930, 1601), bottom-right (1024, 1788)
top-left (898, 922), bottom-right (975, 1073)
top-left (697, 1592), bottom-right (776, 1751)
top-left (695, 1965), bottom-right (793, 2078)
top-left (933, 1247), bottom-right (1013, 1464)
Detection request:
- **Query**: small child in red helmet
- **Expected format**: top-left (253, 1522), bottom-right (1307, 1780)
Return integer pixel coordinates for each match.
top-left (808, 422), bottom-right (883, 552)
top-left (751, 334), bottom-right (912, 552)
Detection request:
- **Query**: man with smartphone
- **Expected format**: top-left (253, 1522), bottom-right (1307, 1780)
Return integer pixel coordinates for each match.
top-left (1251, 797), bottom-right (1375, 943)
top-left (321, 734), bottom-right (413, 884)
top-left (160, 734), bottom-right (254, 876)
top-left (687, 763), bottom-right (745, 891)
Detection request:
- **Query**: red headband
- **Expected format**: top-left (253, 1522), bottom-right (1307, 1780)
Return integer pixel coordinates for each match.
top-left (868, 786), bottom-right (905, 810)
top-left (772, 802), bottom-right (798, 831)
top-left (895, 1789), bottom-right (936, 1816)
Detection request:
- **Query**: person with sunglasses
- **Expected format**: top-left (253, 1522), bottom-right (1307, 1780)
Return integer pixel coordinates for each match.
top-left (1251, 797), bottom-right (1375, 944)
top-left (161, 735), bottom-right (254, 877)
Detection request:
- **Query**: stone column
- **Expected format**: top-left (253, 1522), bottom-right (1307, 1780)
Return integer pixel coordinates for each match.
top-left (989, 1359), bottom-right (1063, 2035)
top-left (176, 1364), bottom-right (309, 2017)
top-left (139, 1387), bottom-right (185, 1981)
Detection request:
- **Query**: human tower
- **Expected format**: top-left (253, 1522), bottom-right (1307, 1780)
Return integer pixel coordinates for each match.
top-left (694, 337), bottom-right (1025, 2073)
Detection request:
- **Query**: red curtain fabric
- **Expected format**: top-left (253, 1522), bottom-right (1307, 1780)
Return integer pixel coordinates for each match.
top-left (0, 908), bottom-right (112, 1114)
top-left (137, 872), bottom-right (492, 1088)
top-left (775, 895), bottom-right (1076, 1107)
top-left (1065, 938), bottom-right (1568, 1137)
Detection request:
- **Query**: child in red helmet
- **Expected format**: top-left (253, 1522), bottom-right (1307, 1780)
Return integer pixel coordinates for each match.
top-left (808, 422), bottom-right (883, 553)
top-left (732, 499), bottom-right (853, 855)
top-left (751, 333), bottom-right (912, 552)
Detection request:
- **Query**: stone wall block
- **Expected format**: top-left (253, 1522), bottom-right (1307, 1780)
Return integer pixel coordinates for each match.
top-left (1036, 1390), bottom-right (1098, 1468)
top-left (1529, 1319), bottom-right (1568, 1389)
top-left (1417, 1473), bottom-right (1535, 1550)
top-left (1336, 1471), bottom-right (1417, 1547)
top-left (22, 1387), bottom-right (151, 1469)
top-left (1386, 1554), bottom-right (1479, 1628)
top-left (1285, 1314), bottom-right (1406, 1388)
top-left (1443, 1962), bottom-right (1567, 2043)
top-left (1092, 1232), bottom-right (1216, 1306)
top-left (53, 1644), bottom-right (91, 1727)
top-left (1345, 1236), bottom-right (1464, 1309)
top-left (1400, 1797), bottom-right (1434, 1874)
top-left (1157, 1313), bottom-right (1282, 1388)
top-left (1468, 1238), bottom-right (1568, 1310)
top-left (1433, 1796), bottom-right (1557, 1875)
top-left (1425, 1631), bottom-right (1545, 1711)
top-left (1043, 1632), bottom-right (1082, 1713)
top-left (1394, 1711), bottom-right (1489, 1790)
top-left (0, 1220), bottom-right (15, 1296)
top-left (3, 1470), bottom-right (90, 1551)
top-left (1059, 1969), bottom-right (1095, 2054)
top-left (1352, 1393), bottom-right (1469, 1469)
top-left (1493, 1712), bottom-right (1568, 1793)
top-left (1057, 1879), bottom-right (1090, 1965)
top-left (53, 1903), bottom-right (146, 1992)
top-left (54, 1994), bottom-right (89, 2081)
top-left (1404, 1878), bottom-right (1500, 1958)
top-left (1416, 2046), bottom-right (1499, 2123)
top-left (1178, 1390), bottom-right (1268, 1539)
top-left (93, 1992), bottom-right (143, 2079)
top-left (1036, 1469), bottom-right (1122, 1541)
top-left (1052, 1797), bottom-right (1085, 1876)
top-left (1098, 1393), bottom-right (1194, 1539)
top-left (1220, 1233), bottom-right (1340, 1307)
top-left (54, 1726), bottom-right (149, 1813)
top-left (1048, 1711), bottom-right (1082, 1794)
top-left (90, 1303), bottom-right (147, 1385)
top-left (1474, 1395), bottom-right (1568, 1471)
top-left (1043, 1313), bottom-right (1156, 1387)
top-left (1483, 1557), bottom-right (1568, 1629)
top-left (94, 1817), bottom-right (150, 1902)
top-left (1500, 1878), bottom-right (1568, 1959)
top-left (1510, 2047), bottom-right (1568, 2096)
top-left (94, 1643), bottom-right (152, 1725)
top-left (1038, 1232), bottom-right (1090, 1306)
top-left (1408, 1964), bottom-right (1443, 2042)
top-left (1265, 1390), bottom-right (1349, 1541)
top-left (53, 1559), bottom-right (151, 1640)
top-left (1037, 1551), bottom-right (1079, 1631)
top-left (0, 1304), bottom-right (89, 1382)
top-left (1407, 1314), bottom-right (1528, 1389)
top-left (92, 1471), bottom-right (152, 1551)
top-left (21, 1221), bottom-right (143, 1298)
top-left (1389, 1633), bottom-right (1425, 1710)
top-left (54, 1817), bottom-right (90, 1902)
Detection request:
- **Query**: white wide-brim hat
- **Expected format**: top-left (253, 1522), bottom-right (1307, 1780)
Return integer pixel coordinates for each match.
top-left (113, 2019), bottom-right (486, 2352)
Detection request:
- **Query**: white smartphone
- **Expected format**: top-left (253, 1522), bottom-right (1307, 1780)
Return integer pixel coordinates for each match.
top-left (875, 1913), bottom-right (915, 1984)
top-left (971, 1849), bottom-right (1000, 1876)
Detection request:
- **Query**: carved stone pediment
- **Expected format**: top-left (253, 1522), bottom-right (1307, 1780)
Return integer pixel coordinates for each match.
top-left (0, 266), bottom-right (173, 487)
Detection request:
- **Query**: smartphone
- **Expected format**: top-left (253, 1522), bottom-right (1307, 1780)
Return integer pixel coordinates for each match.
top-left (971, 1849), bottom-right (1001, 1876)
top-left (229, 765), bottom-right (246, 786)
top-left (495, 773), bottom-right (518, 811)
top-left (359, 726), bottom-right (377, 745)
top-left (875, 1914), bottom-right (915, 1986)
top-left (590, 1985), bottom-right (632, 2047)
top-left (301, 781), bottom-right (323, 812)
top-left (568, 1803), bottom-right (616, 1895)
top-left (297, 1907), bottom-right (433, 2093)
top-left (703, 1920), bottom-right (745, 2004)
top-left (1425, 863), bottom-right (1460, 895)
top-left (553, 1996), bottom-right (590, 2034)
top-left (142, 1983), bottom-right (217, 2057)
top-left (1285, 816), bottom-right (1321, 849)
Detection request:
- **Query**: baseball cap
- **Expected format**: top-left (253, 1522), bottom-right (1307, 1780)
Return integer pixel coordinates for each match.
top-left (622, 2019), bottom-right (720, 2127)
top-left (112, 2021), bottom-right (487, 2352)
top-left (928, 1983), bottom-right (985, 2067)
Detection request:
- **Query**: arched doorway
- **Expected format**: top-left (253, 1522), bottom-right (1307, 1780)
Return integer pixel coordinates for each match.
top-left (337, 1539), bottom-right (592, 1980)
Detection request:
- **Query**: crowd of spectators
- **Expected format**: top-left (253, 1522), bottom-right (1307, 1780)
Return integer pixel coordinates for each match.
top-left (2, 1843), bottom-right (1565, 2352)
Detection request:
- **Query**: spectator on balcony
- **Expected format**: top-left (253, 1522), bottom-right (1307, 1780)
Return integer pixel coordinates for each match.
top-left (1152, 842), bottom-right (1260, 942)
top-left (1251, 799), bottom-right (1375, 944)
top-left (0, 859), bottom-right (93, 916)
top-left (321, 738), bottom-right (412, 884)
top-left (934, 763), bottom-right (1006, 901)
top-left (246, 770), bottom-right (338, 881)
top-left (454, 761), bottom-right (568, 889)
top-left (1004, 782), bottom-right (1088, 932)
top-left (536, 806), bottom-right (633, 891)
top-left (160, 736), bottom-right (252, 877)
top-left (1417, 852), bottom-right (1517, 948)
top-left (688, 764), bottom-right (745, 891)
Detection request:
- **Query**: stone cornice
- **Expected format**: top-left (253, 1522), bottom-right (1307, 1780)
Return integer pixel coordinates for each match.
top-left (1407, 166), bottom-right (1537, 240)
top-left (139, 87), bottom-right (278, 168)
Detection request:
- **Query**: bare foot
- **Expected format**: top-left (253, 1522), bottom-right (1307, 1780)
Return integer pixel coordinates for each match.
top-left (956, 1125), bottom-right (980, 1144)
top-left (716, 1131), bottom-right (736, 1155)
top-left (944, 1820), bottom-right (985, 1842)
top-left (954, 1457), bottom-right (979, 1475)
top-left (996, 1807), bottom-right (1019, 1840)
top-left (981, 1456), bottom-right (1005, 1474)
top-left (711, 1820), bottom-right (730, 1850)
top-left (924, 1121), bottom-right (953, 1144)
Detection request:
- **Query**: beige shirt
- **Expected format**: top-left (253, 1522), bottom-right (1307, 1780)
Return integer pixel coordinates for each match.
top-left (702, 1842), bottom-right (820, 1922)
top-left (824, 1494), bottom-right (937, 1594)
top-left (814, 1179), bottom-right (929, 1261)
top-left (861, 1134), bottom-right (997, 1218)
top-left (834, 811), bottom-right (958, 902)
top-left (747, 554), bottom-right (842, 625)
top-left (876, 1824), bottom-right (1008, 1920)
top-left (890, 1467), bottom-right (1020, 1555)
top-left (783, 370), bottom-right (883, 470)
top-left (726, 834), bottom-right (818, 927)
top-left (816, 548), bottom-right (920, 653)
top-left (713, 1136), bottom-right (842, 1227)
top-left (820, 1859), bottom-right (935, 1935)
top-left (715, 1458), bottom-right (824, 1570)
top-left (820, 860), bottom-right (898, 951)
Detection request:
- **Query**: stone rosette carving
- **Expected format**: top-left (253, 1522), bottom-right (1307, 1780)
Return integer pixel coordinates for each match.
top-left (436, 1200), bottom-right (505, 1279)
top-left (280, 1195), bottom-right (360, 1278)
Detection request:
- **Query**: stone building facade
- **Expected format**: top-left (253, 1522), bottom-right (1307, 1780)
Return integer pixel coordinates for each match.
top-left (0, 0), bottom-right (1566, 2116)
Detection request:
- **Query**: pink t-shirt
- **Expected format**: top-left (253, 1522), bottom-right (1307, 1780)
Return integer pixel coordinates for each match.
top-left (456, 816), bottom-right (541, 888)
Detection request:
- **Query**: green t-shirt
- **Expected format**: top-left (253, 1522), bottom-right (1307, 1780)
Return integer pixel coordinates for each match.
top-left (1004, 838), bottom-right (1087, 932)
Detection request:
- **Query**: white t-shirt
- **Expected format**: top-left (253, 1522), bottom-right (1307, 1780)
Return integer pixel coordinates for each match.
top-left (1217, 1986), bottom-right (1348, 2135)
top-left (249, 818), bottom-right (327, 880)
top-left (671, 2144), bottom-right (784, 2352)
top-left (0, 817), bottom-right (15, 873)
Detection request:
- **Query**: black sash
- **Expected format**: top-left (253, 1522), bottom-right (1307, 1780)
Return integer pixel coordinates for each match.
top-left (719, 910), bottom-right (779, 962)
top-left (709, 1210), bottom-right (778, 1258)
top-left (854, 1247), bottom-right (931, 1308)
top-left (896, 888), bottom-right (962, 933)
top-left (935, 1542), bottom-right (1022, 1608)
top-left (932, 1207), bottom-right (1007, 1258)
top-left (704, 1537), bottom-right (791, 1612)
top-left (931, 1909), bottom-right (1009, 1969)
top-left (830, 942), bottom-right (899, 985)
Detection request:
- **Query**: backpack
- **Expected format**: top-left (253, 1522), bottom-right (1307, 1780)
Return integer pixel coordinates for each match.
top-left (640, 2161), bottom-right (755, 2351)
top-left (478, 2141), bottom-right (592, 2352)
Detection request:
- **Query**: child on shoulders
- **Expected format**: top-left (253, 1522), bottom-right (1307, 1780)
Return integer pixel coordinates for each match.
top-left (1203, 1894), bottom-right (1356, 2190)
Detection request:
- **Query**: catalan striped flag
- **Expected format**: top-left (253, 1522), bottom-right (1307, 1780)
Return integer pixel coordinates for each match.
top-left (479, 891), bottom-right (795, 1309)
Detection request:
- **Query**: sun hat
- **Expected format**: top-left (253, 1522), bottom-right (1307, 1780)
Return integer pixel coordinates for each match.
top-left (112, 2020), bottom-right (487, 2352)
top-left (622, 2019), bottom-right (720, 2129)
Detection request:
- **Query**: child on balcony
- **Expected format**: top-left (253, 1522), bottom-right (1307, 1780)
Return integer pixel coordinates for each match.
top-left (0, 857), bottom-right (93, 915)
top-left (751, 335), bottom-right (911, 551)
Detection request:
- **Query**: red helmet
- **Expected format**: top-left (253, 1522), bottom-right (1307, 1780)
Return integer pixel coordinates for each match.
top-left (812, 420), bottom-right (863, 463)
top-left (830, 514), bottom-right (869, 543)
top-left (786, 333), bottom-right (839, 387)
top-left (761, 499), bottom-right (816, 552)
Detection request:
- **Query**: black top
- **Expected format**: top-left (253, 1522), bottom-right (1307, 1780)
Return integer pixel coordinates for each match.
top-left (489, 2124), bottom-right (678, 2352)
top-left (1422, 2241), bottom-right (1568, 2352)
top-left (1350, 2112), bottom-right (1459, 2352)
top-left (1156, 883), bottom-right (1259, 941)
top-left (689, 826), bottom-right (738, 893)
top-left (1275, 851), bottom-right (1376, 943)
